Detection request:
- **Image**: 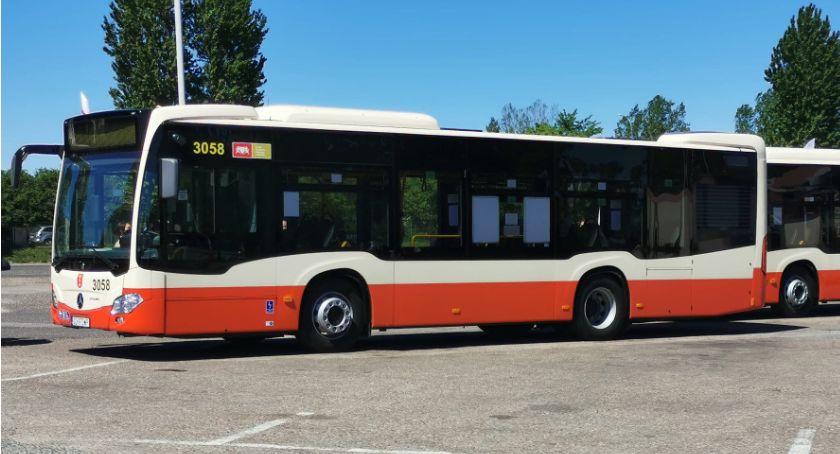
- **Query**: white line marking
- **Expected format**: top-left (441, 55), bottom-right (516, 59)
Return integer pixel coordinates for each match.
top-left (207, 419), bottom-right (288, 445)
top-left (134, 440), bottom-right (451, 454)
top-left (788, 428), bottom-right (816, 454)
top-left (2, 322), bottom-right (63, 329)
top-left (1, 360), bottom-right (128, 382)
top-left (296, 412), bottom-right (315, 416)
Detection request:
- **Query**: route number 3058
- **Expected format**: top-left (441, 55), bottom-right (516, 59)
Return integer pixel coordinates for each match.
top-left (193, 141), bottom-right (225, 156)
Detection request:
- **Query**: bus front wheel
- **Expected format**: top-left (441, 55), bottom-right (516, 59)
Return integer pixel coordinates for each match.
top-left (573, 276), bottom-right (628, 341)
top-left (773, 268), bottom-right (817, 317)
top-left (297, 279), bottom-right (366, 353)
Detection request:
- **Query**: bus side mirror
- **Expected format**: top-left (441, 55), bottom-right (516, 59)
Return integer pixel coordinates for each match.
top-left (160, 158), bottom-right (179, 199)
top-left (10, 152), bottom-right (22, 188)
top-left (9, 145), bottom-right (63, 188)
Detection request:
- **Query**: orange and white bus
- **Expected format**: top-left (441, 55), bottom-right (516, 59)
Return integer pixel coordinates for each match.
top-left (765, 146), bottom-right (840, 316)
top-left (13, 105), bottom-right (768, 351)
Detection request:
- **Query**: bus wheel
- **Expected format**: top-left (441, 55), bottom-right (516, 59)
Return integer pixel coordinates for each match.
top-left (774, 268), bottom-right (817, 317)
top-left (478, 323), bottom-right (534, 337)
top-left (573, 276), bottom-right (628, 341)
top-left (298, 279), bottom-right (366, 353)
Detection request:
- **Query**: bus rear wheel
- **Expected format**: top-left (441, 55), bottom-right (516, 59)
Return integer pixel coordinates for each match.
top-left (573, 275), bottom-right (628, 341)
top-left (297, 279), bottom-right (366, 353)
top-left (773, 268), bottom-right (817, 317)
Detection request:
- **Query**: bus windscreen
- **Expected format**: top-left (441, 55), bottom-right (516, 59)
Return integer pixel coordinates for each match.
top-left (67, 115), bottom-right (138, 152)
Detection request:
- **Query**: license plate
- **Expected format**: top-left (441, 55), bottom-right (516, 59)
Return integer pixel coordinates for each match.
top-left (71, 316), bottom-right (90, 328)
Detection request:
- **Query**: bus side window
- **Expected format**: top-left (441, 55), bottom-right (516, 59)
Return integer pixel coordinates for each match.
top-left (399, 170), bottom-right (463, 254)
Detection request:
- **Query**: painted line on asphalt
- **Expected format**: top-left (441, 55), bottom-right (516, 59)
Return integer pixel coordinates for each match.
top-left (2, 322), bottom-right (63, 329)
top-left (207, 419), bottom-right (288, 445)
top-left (1, 360), bottom-right (128, 382)
top-left (134, 440), bottom-right (451, 454)
top-left (788, 428), bottom-right (816, 454)
top-left (135, 413), bottom-right (451, 453)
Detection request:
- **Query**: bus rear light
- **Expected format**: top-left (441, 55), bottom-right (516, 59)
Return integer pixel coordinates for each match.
top-left (111, 294), bottom-right (144, 315)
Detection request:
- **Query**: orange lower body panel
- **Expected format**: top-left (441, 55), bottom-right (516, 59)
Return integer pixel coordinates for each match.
top-left (54, 275), bottom-right (766, 336)
top-left (818, 270), bottom-right (840, 301)
top-left (630, 276), bottom-right (756, 318)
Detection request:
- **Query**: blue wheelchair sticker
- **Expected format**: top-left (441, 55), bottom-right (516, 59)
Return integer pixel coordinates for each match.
top-left (265, 299), bottom-right (275, 314)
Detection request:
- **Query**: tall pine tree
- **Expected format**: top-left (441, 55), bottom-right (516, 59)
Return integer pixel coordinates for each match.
top-left (755, 4), bottom-right (840, 147)
top-left (103, 0), bottom-right (267, 109)
top-left (190, 0), bottom-right (267, 105)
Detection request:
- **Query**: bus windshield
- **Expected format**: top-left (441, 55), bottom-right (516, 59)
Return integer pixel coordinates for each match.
top-left (54, 150), bottom-right (140, 274)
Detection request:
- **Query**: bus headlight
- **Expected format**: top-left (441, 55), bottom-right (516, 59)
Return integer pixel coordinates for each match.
top-left (111, 294), bottom-right (144, 315)
top-left (51, 288), bottom-right (58, 308)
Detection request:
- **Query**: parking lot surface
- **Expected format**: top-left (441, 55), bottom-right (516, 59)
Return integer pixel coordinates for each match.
top-left (3, 264), bottom-right (840, 453)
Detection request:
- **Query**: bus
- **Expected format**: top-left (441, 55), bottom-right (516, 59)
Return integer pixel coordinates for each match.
top-left (11, 104), bottom-right (768, 352)
top-left (765, 146), bottom-right (840, 316)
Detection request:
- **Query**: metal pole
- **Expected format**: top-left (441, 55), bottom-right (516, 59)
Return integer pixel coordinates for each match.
top-left (174, 0), bottom-right (186, 105)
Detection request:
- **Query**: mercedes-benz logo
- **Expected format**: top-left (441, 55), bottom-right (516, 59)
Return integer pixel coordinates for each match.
top-left (76, 293), bottom-right (84, 309)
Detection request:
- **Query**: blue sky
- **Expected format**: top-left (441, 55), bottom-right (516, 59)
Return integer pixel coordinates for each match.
top-left (3, 1), bottom-right (838, 171)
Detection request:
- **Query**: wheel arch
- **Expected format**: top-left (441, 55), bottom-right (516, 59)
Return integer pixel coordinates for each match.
top-left (573, 265), bottom-right (631, 315)
top-left (576, 266), bottom-right (629, 297)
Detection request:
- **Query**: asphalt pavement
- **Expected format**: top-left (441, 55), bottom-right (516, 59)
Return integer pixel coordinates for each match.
top-left (3, 264), bottom-right (839, 453)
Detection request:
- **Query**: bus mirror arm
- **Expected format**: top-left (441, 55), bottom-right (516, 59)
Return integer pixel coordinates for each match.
top-left (10, 145), bottom-right (63, 188)
top-left (160, 158), bottom-right (180, 199)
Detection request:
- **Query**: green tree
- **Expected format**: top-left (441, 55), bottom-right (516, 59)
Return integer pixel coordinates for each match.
top-left (498, 100), bottom-right (556, 133)
top-left (524, 109), bottom-right (603, 137)
top-left (1, 169), bottom-right (60, 225)
top-left (189, 0), bottom-right (268, 105)
top-left (490, 101), bottom-right (602, 136)
top-left (755, 4), bottom-right (840, 147)
top-left (734, 104), bottom-right (757, 133)
top-left (103, 0), bottom-right (268, 109)
top-left (485, 117), bottom-right (500, 132)
top-left (614, 95), bottom-right (689, 140)
top-left (103, 0), bottom-right (199, 108)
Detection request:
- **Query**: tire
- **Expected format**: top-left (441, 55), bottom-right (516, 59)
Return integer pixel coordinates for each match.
top-left (478, 323), bottom-right (535, 337)
top-left (297, 279), bottom-right (366, 353)
top-left (772, 268), bottom-right (818, 317)
top-left (572, 275), bottom-right (629, 341)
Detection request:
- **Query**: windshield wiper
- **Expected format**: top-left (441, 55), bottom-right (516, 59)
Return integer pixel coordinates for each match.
top-left (53, 248), bottom-right (119, 272)
top-left (84, 247), bottom-right (119, 271)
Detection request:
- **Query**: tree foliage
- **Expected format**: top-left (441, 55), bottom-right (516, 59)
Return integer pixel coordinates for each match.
top-left (497, 100), bottom-right (558, 133)
top-left (524, 109), bottom-right (603, 137)
top-left (1, 169), bottom-right (60, 225)
top-left (103, 0), bottom-right (268, 109)
top-left (750, 4), bottom-right (840, 147)
top-left (488, 101), bottom-right (601, 137)
top-left (614, 95), bottom-right (689, 140)
top-left (485, 117), bottom-right (500, 133)
top-left (189, 0), bottom-right (267, 105)
top-left (734, 104), bottom-right (757, 134)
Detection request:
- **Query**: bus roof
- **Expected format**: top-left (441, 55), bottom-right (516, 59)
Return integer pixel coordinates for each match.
top-left (144, 104), bottom-right (762, 153)
top-left (767, 146), bottom-right (840, 165)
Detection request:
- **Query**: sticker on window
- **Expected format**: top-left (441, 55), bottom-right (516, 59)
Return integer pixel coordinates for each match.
top-left (232, 142), bottom-right (272, 160)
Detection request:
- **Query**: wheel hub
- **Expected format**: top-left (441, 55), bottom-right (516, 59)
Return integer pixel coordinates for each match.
top-left (312, 294), bottom-right (353, 337)
top-left (584, 287), bottom-right (617, 329)
top-left (784, 278), bottom-right (809, 307)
